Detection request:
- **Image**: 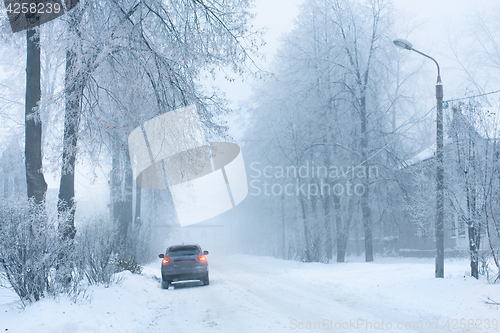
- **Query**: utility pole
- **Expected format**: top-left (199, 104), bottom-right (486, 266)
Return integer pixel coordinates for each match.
top-left (393, 39), bottom-right (445, 278)
top-left (435, 74), bottom-right (444, 278)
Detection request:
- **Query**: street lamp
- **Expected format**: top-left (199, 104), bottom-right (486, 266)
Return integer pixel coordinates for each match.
top-left (393, 38), bottom-right (444, 278)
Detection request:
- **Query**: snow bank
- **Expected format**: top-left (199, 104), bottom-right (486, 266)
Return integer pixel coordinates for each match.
top-left (0, 256), bottom-right (498, 332)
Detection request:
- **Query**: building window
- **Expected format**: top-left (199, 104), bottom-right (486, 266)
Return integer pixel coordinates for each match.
top-left (458, 216), bottom-right (466, 238)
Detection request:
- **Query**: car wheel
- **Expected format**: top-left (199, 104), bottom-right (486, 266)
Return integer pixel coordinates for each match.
top-left (161, 278), bottom-right (170, 289)
top-left (202, 273), bottom-right (209, 286)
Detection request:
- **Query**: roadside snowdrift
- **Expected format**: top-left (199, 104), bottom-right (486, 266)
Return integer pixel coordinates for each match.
top-left (1, 256), bottom-right (499, 332)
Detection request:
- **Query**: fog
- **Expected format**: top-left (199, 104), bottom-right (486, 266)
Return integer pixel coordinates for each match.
top-left (1, 0), bottom-right (500, 330)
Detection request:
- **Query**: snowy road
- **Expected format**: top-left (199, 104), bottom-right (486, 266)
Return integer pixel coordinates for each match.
top-left (1, 255), bottom-right (499, 332)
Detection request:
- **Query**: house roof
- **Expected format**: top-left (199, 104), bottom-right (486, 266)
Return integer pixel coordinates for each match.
top-left (402, 138), bottom-right (453, 168)
top-left (404, 144), bottom-right (436, 167)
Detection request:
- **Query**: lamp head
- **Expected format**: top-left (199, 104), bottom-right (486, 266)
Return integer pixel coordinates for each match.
top-left (393, 39), bottom-right (413, 50)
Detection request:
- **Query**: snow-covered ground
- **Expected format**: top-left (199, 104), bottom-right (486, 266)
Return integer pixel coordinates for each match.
top-left (1, 255), bottom-right (499, 332)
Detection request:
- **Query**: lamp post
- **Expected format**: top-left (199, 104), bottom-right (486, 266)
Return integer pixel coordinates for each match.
top-left (393, 39), bottom-right (444, 278)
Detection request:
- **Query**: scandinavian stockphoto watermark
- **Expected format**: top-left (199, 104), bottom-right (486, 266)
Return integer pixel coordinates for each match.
top-left (128, 105), bottom-right (248, 227)
top-left (249, 161), bottom-right (378, 198)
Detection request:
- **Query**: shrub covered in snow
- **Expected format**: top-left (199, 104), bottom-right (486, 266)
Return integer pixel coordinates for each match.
top-left (0, 197), bottom-right (69, 304)
top-left (0, 198), bottom-right (128, 305)
top-left (74, 216), bottom-right (118, 287)
top-left (114, 255), bottom-right (143, 275)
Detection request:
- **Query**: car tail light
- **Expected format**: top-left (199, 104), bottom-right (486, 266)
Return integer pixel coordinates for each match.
top-left (162, 256), bottom-right (170, 264)
top-left (198, 255), bottom-right (207, 261)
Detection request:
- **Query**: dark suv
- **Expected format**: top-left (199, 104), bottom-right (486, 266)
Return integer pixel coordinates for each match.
top-left (158, 244), bottom-right (209, 289)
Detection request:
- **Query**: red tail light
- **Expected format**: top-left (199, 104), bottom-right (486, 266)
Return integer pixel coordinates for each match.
top-left (162, 256), bottom-right (170, 264)
top-left (198, 255), bottom-right (207, 261)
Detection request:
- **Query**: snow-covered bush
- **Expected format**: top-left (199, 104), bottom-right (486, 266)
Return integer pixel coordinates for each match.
top-left (73, 216), bottom-right (118, 287)
top-left (0, 199), bottom-right (128, 305)
top-left (0, 196), bottom-right (72, 304)
top-left (114, 255), bottom-right (143, 275)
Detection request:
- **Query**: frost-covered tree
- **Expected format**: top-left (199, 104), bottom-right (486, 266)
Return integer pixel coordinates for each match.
top-left (447, 5), bottom-right (500, 280)
top-left (447, 100), bottom-right (500, 280)
top-left (240, 0), bottom-right (408, 263)
top-left (51, 0), bottom-right (263, 252)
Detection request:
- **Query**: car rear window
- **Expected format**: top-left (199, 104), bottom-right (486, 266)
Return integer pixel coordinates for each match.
top-left (167, 246), bottom-right (200, 256)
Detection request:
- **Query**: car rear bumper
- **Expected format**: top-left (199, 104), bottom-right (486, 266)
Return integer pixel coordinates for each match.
top-left (162, 264), bottom-right (208, 281)
top-left (163, 271), bottom-right (208, 282)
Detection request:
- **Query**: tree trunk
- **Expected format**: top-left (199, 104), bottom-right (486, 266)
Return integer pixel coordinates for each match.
top-left (336, 194), bottom-right (355, 262)
top-left (25, 29), bottom-right (47, 204)
top-left (322, 142), bottom-right (333, 262)
top-left (334, 194), bottom-right (345, 262)
top-left (355, 220), bottom-right (361, 256)
top-left (323, 196), bottom-right (333, 261)
top-left (360, 93), bottom-right (373, 262)
top-left (111, 143), bottom-right (133, 254)
top-left (281, 194), bottom-right (287, 259)
top-left (14, 175), bottom-right (21, 195)
top-left (134, 185), bottom-right (142, 225)
top-left (468, 221), bottom-right (480, 279)
top-left (298, 191), bottom-right (311, 262)
top-left (58, 50), bottom-right (82, 240)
